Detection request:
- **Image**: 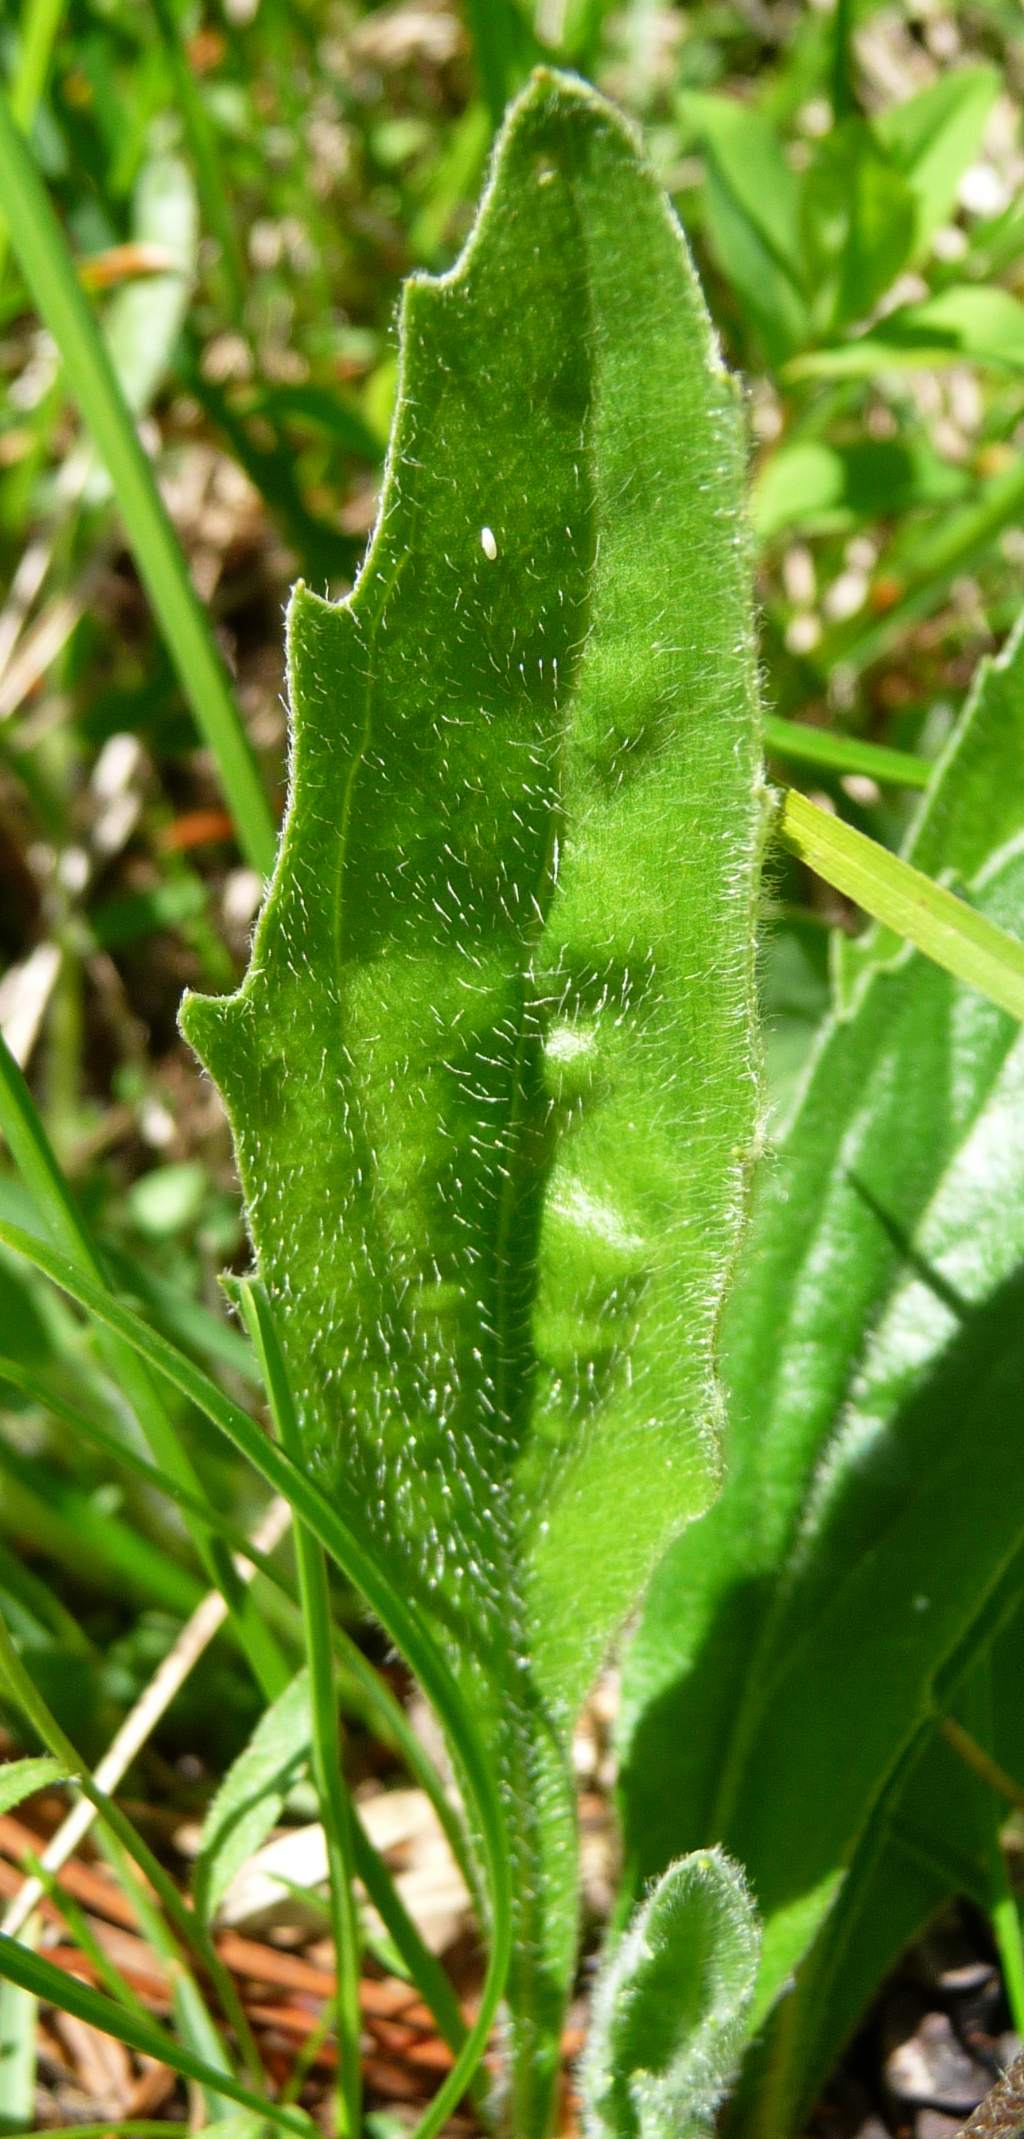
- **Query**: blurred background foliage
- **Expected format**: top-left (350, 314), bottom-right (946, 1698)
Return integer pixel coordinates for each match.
top-left (0, 0), bottom-right (1021, 1760)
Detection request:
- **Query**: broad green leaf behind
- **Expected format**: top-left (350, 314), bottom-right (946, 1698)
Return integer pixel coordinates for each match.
top-left (618, 614), bottom-right (1024, 2139)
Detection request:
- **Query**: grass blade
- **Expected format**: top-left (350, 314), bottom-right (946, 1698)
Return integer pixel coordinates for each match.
top-left (778, 787), bottom-right (1024, 1018)
top-left (0, 1353), bottom-right (477, 1896)
top-left (0, 1610), bottom-right (261, 2082)
top-left (149, 0), bottom-right (246, 322)
top-left (462, 0), bottom-right (530, 127)
top-left (0, 1218), bottom-right (513, 2139)
top-left (240, 1285), bottom-right (472, 2074)
top-left (238, 1282), bottom-right (362, 2139)
top-left (0, 91), bottom-right (276, 875)
top-left (15, 2128), bottom-right (197, 2138)
top-left (0, 1033), bottom-right (288, 1701)
top-left (764, 717), bottom-right (930, 790)
top-left (0, 0), bottom-right (63, 289)
top-left (0, 1933), bottom-right (312, 2134)
top-left (0, 1911), bottom-right (38, 2135)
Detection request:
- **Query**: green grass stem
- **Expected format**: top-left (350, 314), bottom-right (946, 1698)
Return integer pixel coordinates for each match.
top-left (7, 0), bottom-right (64, 131)
top-left (149, 0), bottom-right (247, 322)
top-left (0, 1609), bottom-right (262, 2082)
top-left (239, 1280), bottom-right (364, 2139)
top-left (463, 0), bottom-right (525, 128)
top-left (0, 1932), bottom-right (313, 2134)
top-left (0, 1352), bottom-right (476, 1895)
top-left (0, 91), bottom-right (276, 875)
top-left (765, 716), bottom-right (931, 790)
top-left (0, 0), bottom-right (64, 288)
top-left (0, 1032), bottom-right (288, 1700)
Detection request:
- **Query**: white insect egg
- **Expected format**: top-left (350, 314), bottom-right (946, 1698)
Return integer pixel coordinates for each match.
top-left (480, 526), bottom-right (498, 561)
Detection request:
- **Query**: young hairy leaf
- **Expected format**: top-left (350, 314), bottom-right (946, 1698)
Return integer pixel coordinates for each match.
top-left (180, 66), bottom-right (764, 2132)
top-left (581, 1849), bottom-right (759, 2139)
top-left (617, 614), bottom-right (1024, 2138)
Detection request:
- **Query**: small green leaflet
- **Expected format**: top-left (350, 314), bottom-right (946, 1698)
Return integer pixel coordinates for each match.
top-left (0, 1756), bottom-right (70, 1818)
top-left (194, 1670), bottom-right (311, 1925)
top-left (182, 66), bottom-right (764, 2130)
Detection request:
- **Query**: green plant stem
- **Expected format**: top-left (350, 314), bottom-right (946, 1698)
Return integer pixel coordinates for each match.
top-left (777, 787), bottom-right (1024, 1019)
top-left (988, 1865), bottom-right (1024, 2037)
top-left (239, 1281), bottom-right (363, 2139)
top-left (7, 0), bottom-right (64, 129)
top-left (0, 1910), bottom-right (37, 2129)
top-left (26, 1852), bottom-right (147, 2015)
top-left (149, 0), bottom-right (246, 322)
top-left (953, 1669), bottom-right (1024, 2040)
top-left (349, 1819), bottom-right (470, 2064)
top-left (0, 1609), bottom-right (262, 2081)
top-left (17, 2127), bottom-right (196, 2138)
top-left (986, 1819), bottom-right (1024, 2043)
top-left (764, 715), bottom-right (930, 790)
top-left (0, 1933), bottom-right (312, 2134)
top-left (0, 92), bottom-right (276, 876)
top-left (0, 0), bottom-right (64, 286)
top-left (939, 1715), bottom-right (1024, 1820)
top-left (463, 0), bottom-right (522, 128)
top-left (831, 0), bottom-right (856, 119)
top-left (232, 1293), bottom-right (474, 2106)
top-left (0, 1032), bottom-right (288, 1701)
top-left (0, 1218), bottom-right (513, 2139)
top-left (88, 1819), bottom-right (236, 2121)
top-left (279, 1998), bottom-right (334, 2108)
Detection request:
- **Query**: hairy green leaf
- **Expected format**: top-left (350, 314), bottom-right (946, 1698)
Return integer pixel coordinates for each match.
top-left (181, 66), bottom-right (764, 2128)
top-left (581, 1850), bottom-right (759, 2139)
top-left (617, 614), bottom-right (1024, 2138)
